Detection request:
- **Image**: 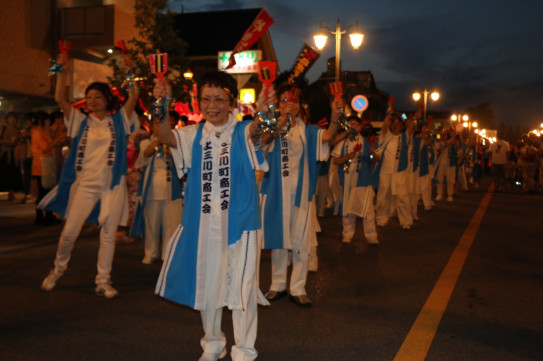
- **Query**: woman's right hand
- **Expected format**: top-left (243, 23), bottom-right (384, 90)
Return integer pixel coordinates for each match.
top-left (256, 85), bottom-right (276, 113)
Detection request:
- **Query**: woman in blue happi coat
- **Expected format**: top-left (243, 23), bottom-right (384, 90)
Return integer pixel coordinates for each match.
top-left (260, 83), bottom-right (342, 307)
top-left (153, 71), bottom-right (273, 361)
top-left (331, 116), bottom-right (379, 245)
top-left (130, 121), bottom-right (183, 264)
top-left (39, 53), bottom-right (139, 298)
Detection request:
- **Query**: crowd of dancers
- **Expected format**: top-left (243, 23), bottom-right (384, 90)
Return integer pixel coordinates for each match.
top-left (1, 61), bottom-right (541, 361)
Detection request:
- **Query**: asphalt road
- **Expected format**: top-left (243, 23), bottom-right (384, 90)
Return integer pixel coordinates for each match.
top-left (1, 177), bottom-right (542, 361)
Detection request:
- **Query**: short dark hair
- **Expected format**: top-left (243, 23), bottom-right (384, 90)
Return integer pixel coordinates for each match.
top-left (276, 83), bottom-right (305, 105)
top-left (50, 110), bottom-right (63, 122)
top-left (198, 71), bottom-right (238, 105)
top-left (390, 113), bottom-right (405, 126)
top-left (85, 82), bottom-right (119, 112)
top-left (347, 114), bottom-right (361, 123)
top-left (34, 111), bottom-right (49, 127)
top-left (169, 110), bottom-right (180, 122)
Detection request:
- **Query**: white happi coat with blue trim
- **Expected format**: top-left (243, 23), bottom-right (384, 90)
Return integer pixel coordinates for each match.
top-left (155, 116), bottom-right (268, 311)
top-left (260, 119), bottom-right (329, 252)
top-left (333, 137), bottom-right (376, 218)
top-left (375, 131), bottom-right (409, 195)
top-left (129, 138), bottom-right (184, 239)
top-left (38, 108), bottom-right (138, 224)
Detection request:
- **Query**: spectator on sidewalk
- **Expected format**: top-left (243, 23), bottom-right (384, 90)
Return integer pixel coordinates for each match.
top-left (0, 112), bottom-right (23, 198)
top-left (31, 111), bottom-right (56, 225)
top-left (488, 132), bottom-right (511, 192)
top-left (518, 136), bottom-right (538, 193)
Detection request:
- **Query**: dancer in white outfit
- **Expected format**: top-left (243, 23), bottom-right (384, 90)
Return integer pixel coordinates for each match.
top-left (331, 116), bottom-right (378, 245)
top-left (434, 131), bottom-right (457, 202)
top-left (417, 124), bottom-right (435, 211)
top-left (153, 71), bottom-right (271, 361)
top-left (130, 122), bottom-right (183, 264)
top-left (261, 83), bottom-right (341, 307)
top-left (40, 54), bottom-right (139, 298)
top-left (375, 110), bottom-right (415, 229)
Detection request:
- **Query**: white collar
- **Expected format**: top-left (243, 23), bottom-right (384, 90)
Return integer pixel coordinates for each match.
top-left (88, 113), bottom-right (111, 126)
top-left (201, 113), bottom-right (237, 144)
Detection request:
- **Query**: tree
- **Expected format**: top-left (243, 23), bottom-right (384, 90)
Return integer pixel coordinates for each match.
top-left (498, 120), bottom-right (507, 139)
top-left (466, 102), bottom-right (495, 130)
top-left (108, 0), bottom-right (190, 110)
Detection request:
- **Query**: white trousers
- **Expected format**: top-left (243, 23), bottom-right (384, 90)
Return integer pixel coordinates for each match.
top-left (53, 185), bottom-right (122, 285)
top-left (409, 193), bottom-right (419, 219)
top-left (457, 165), bottom-right (468, 191)
top-left (329, 163), bottom-right (342, 215)
top-left (376, 173), bottom-right (412, 227)
top-left (200, 293), bottom-right (258, 361)
top-left (420, 176), bottom-right (433, 209)
top-left (315, 174), bottom-right (332, 216)
top-left (270, 248), bottom-right (308, 296)
top-left (200, 239), bottom-right (258, 361)
top-left (143, 199), bottom-right (179, 260)
top-left (436, 166), bottom-right (455, 198)
top-left (342, 212), bottom-right (378, 242)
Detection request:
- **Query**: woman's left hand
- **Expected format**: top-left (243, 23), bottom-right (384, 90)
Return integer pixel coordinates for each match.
top-left (331, 97), bottom-right (345, 120)
top-left (153, 78), bottom-right (171, 99)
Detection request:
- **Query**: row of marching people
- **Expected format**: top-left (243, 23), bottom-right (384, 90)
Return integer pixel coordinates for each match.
top-left (36, 62), bottom-right (475, 361)
top-left (317, 110), bottom-right (425, 247)
top-left (315, 109), bottom-right (489, 254)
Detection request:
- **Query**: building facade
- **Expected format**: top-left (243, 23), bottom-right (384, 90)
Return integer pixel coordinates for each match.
top-left (0, 0), bottom-right (137, 115)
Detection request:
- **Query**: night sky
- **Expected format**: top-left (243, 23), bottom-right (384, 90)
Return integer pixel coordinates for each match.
top-left (170, 0), bottom-right (543, 130)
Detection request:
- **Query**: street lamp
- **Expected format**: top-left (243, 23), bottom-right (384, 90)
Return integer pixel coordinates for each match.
top-left (314, 19), bottom-right (364, 81)
top-left (183, 68), bottom-right (193, 81)
top-left (451, 113), bottom-right (469, 133)
top-left (468, 121), bottom-right (478, 133)
top-left (183, 69), bottom-right (199, 114)
top-left (412, 89), bottom-right (439, 122)
top-left (451, 114), bottom-right (469, 123)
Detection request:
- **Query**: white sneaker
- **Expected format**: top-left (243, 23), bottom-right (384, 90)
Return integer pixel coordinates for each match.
top-left (447, 196), bottom-right (453, 202)
top-left (141, 256), bottom-right (156, 264)
top-left (401, 224), bottom-right (411, 230)
top-left (435, 195), bottom-right (442, 201)
top-left (95, 282), bottom-right (119, 298)
top-left (198, 347), bottom-right (227, 361)
top-left (341, 237), bottom-right (352, 244)
top-left (41, 269), bottom-right (63, 291)
top-left (367, 238), bottom-right (379, 245)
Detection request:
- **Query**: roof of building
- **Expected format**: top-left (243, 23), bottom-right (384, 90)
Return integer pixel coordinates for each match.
top-left (174, 8), bottom-right (263, 57)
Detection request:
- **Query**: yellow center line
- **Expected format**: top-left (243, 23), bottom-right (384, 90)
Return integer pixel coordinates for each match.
top-left (393, 184), bottom-right (495, 361)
